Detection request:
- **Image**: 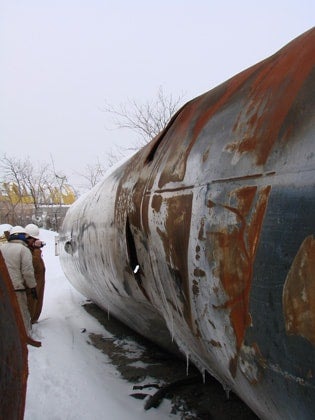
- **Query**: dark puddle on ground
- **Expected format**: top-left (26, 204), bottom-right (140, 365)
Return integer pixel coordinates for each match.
top-left (83, 302), bottom-right (259, 420)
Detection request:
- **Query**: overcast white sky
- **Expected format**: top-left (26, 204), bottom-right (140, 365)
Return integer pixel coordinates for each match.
top-left (0, 0), bottom-right (314, 186)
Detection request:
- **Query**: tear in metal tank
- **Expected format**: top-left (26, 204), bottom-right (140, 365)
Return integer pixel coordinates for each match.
top-left (59, 28), bottom-right (315, 420)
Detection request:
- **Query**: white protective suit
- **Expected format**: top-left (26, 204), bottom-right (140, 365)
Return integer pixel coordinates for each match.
top-left (1, 239), bottom-right (37, 333)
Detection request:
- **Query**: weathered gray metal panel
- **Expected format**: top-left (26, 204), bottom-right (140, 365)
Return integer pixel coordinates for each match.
top-left (59, 28), bottom-right (315, 419)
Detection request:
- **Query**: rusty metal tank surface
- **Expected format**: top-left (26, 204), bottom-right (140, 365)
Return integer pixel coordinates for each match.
top-left (59, 28), bottom-right (315, 420)
top-left (0, 252), bottom-right (28, 420)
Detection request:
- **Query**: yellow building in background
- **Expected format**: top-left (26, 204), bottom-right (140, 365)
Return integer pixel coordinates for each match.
top-left (0, 182), bottom-right (76, 230)
top-left (0, 182), bottom-right (76, 206)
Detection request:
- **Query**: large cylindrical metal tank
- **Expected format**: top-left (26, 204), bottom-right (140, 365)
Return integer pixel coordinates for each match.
top-left (59, 28), bottom-right (315, 420)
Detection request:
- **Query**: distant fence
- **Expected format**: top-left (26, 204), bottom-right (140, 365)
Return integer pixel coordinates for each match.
top-left (0, 203), bottom-right (72, 232)
top-left (0, 182), bottom-right (76, 231)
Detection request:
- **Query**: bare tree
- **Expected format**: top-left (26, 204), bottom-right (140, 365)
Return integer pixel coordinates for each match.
top-left (0, 155), bottom-right (30, 225)
top-left (105, 146), bottom-right (126, 168)
top-left (23, 158), bottom-right (49, 212)
top-left (49, 155), bottom-right (68, 204)
top-left (76, 159), bottom-right (108, 190)
top-left (0, 154), bottom-right (76, 229)
top-left (104, 86), bottom-right (185, 148)
top-left (75, 88), bottom-right (185, 195)
top-left (75, 148), bottom-right (127, 193)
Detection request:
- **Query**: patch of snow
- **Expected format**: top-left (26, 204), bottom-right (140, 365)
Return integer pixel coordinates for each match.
top-left (16, 227), bottom-right (179, 419)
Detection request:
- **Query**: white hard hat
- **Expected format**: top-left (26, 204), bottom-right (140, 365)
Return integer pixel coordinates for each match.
top-left (10, 225), bottom-right (26, 235)
top-left (0, 224), bottom-right (12, 236)
top-left (25, 223), bottom-right (40, 239)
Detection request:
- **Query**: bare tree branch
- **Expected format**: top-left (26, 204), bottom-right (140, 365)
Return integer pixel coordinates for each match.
top-left (103, 86), bottom-right (185, 148)
top-left (0, 154), bottom-right (76, 227)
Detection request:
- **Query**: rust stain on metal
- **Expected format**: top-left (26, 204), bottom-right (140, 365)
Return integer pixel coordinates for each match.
top-left (154, 28), bottom-right (315, 182)
top-left (140, 194), bottom-right (150, 234)
top-left (192, 279), bottom-right (199, 296)
top-left (191, 65), bottom-right (260, 142)
top-left (157, 193), bottom-right (193, 327)
top-left (246, 186), bottom-right (272, 258)
top-left (238, 343), bottom-right (265, 385)
top-left (194, 268), bottom-right (206, 277)
top-left (195, 245), bottom-right (201, 261)
top-left (198, 219), bottom-right (206, 241)
top-left (210, 185), bottom-right (271, 353)
top-left (151, 194), bottom-right (163, 213)
top-left (227, 28), bottom-right (315, 165)
top-left (283, 235), bottom-right (315, 346)
top-left (210, 339), bottom-right (222, 348)
top-left (157, 66), bottom-right (262, 188)
top-left (212, 172), bottom-right (276, 184)
top-left (202, 149), bottom-right (210, 163)
top-left (206, 200), bottom-right (216, 209)
top-left (157, 100), bottom-right (200, 188)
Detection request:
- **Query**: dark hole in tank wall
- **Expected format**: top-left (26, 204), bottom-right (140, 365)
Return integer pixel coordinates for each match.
top-left (125, 217), bottom-right (152, 303)
top-left (64, 239), bottom-right (74, 255)
top-left (145, 136), bottom-right (165, 164)
top-left (125, 217), bottom-right (140, 274)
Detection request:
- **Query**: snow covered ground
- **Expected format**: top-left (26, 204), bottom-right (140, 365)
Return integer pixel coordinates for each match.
top-left (20, 228), bottom-right (179, 419)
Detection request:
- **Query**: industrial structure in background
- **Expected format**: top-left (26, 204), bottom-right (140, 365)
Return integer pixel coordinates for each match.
top-left (0, 181), bottom-right (76, 231)
top-left (59, 28), bottom-right (315, 420)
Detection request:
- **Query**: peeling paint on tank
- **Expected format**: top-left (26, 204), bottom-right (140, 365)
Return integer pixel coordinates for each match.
top-left (151, 194), bottom-right (163, 213)
top-left (192, 280), bottom-right (199, 296)
top-left (227, 29), bottom-right (315, 165)
top-left (156, 193), bottom-right (193, 328)
top-left (207, 185), bottom-right (271, 353)
top-left (239, 344), bottom-right (264, 385)
top-left (210, 339), bottom-right (222, 348)
top-left (283, 235), bottom-right (315, 346)
top-left (157, 101), bottom-right (200, 188)
top-left (194, 268), bottom-right (206, 277)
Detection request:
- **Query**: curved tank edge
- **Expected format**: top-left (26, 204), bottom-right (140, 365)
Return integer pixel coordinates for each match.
top-left (59, 28), bottom-right (315, 420)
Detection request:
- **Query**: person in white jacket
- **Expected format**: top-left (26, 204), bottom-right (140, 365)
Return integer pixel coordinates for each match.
top-left (1, 225), bottom-right (37, 334)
